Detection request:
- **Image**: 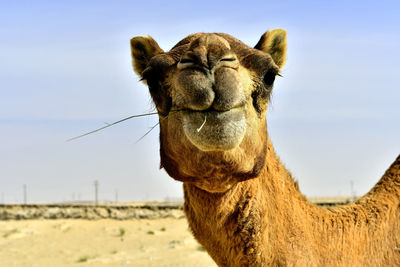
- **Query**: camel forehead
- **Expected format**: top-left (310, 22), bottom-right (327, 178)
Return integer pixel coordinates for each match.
top-left (170, 33), bottom-right (250, 55)
top-left (149, 33), bottom-right (276, 76)
top-left (187, 33), bottom-right (231, 50)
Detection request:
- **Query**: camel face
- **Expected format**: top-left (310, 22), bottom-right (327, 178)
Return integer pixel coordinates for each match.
top-left (131, 30), bottom-right (287, 192)
top-left (174, 34), bottom-right (249, 151)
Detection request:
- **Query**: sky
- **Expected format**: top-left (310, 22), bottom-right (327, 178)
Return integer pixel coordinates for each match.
top-left (1, 0), bottom-right (399, 203)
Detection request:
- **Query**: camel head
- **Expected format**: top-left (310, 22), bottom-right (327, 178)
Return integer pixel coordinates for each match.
top-left (130, 30), bottom-right (287, 192)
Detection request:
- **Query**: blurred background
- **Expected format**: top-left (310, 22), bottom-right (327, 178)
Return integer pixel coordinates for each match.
top-left (1, 0), bottom-right (399, 203)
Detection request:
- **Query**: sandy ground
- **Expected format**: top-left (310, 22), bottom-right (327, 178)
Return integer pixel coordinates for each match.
top-left (0, 218), bottom-right (216, 267)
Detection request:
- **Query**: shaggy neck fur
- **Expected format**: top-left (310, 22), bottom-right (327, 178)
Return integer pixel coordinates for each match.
top-left (183, 138), bottom-right (400, 266)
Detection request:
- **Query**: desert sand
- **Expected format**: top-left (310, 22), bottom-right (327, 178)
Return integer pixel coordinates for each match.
top-left (0, 198), bottom-right (351, 266)
top-left (0, 218), bottom-right (216, 267)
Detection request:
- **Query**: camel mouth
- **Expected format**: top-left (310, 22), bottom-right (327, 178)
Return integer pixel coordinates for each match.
top-left (182, 107), bottom-right (246, 151)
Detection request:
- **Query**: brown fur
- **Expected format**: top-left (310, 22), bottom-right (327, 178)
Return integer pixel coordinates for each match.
top-left (130, 30), bottom-right (400, 266)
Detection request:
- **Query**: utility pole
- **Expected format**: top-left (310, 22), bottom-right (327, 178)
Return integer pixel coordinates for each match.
top-left (94, 180), bottom-right (99, 205)
top-left (1, 192), bottom-right (4, 204)
top-left (350, 180), bottom-right (356, 201)
top-left (115, 189), bottom-right (119, 203)
top-left (23, 184), bottom-right (27, 204)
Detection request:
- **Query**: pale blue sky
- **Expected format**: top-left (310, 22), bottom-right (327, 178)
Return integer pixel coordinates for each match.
top-left (1, 0), bottom-right (399, 203)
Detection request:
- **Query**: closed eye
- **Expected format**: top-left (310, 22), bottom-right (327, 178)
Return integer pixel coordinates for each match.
top-left (220, 57), bottom-right (236, 62)
top-left (179, 58), bottom-right (195, 64)
top-left (177, 58), bottom-right (196, 70)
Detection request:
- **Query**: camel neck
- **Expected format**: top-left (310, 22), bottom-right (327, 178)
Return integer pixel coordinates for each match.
top-left (182, 141), bottom-right (400, 265)
top-left (183, 138), bottom-right (304, 218)
top-left (182, 139), bottom-right (310, 265)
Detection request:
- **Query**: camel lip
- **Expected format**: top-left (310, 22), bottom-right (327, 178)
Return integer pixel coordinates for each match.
top-left (180, 107), bottom-right (245, 122)
top-left (174, 105), bottom-right (245, 115)
top-left (181, 106), bottom-right (247, 151)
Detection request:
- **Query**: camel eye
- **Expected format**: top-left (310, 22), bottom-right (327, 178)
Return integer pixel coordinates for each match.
top-left (141, 67), bottom-right (153, 81)
top-left (263, 70), bottom-right (277, 86)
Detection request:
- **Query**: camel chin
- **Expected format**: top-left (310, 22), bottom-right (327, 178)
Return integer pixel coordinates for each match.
top-left (182, 108), bottom-right (246, 151)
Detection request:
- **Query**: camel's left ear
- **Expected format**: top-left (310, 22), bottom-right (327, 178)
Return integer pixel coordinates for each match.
top-left (130, 36), bottom-right (164, 77)
top-left (255, 29), bottom-right (287, 70)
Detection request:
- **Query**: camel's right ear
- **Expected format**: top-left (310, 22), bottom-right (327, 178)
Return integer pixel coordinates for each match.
top-left (130, 36), bottom-right (164, 77)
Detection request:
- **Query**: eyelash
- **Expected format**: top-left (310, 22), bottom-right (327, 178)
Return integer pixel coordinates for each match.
top-left (220, 57), bottom-right (236, 62)
top-left (179, 58), bottom-right (194, 64)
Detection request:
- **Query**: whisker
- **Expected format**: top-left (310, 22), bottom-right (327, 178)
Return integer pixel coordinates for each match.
top-left (134, 110), bottom-right (181, 143)
top-left (66, 112), bottom-right (158, 142)
top-left (196, 114), bottom-right (207, 132)
top-left (134, 116), bottom-right (166, 144)
top-left (68, 110), bottom-right (183, 143)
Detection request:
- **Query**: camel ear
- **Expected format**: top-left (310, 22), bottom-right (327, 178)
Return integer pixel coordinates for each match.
top-left (255, 29), bottom-right (287, 70)
top-left (130, 36), bottom-right (164, 77)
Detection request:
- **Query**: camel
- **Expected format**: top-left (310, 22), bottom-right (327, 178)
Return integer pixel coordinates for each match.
top-left (129, 30), bottom-right (400, 266)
